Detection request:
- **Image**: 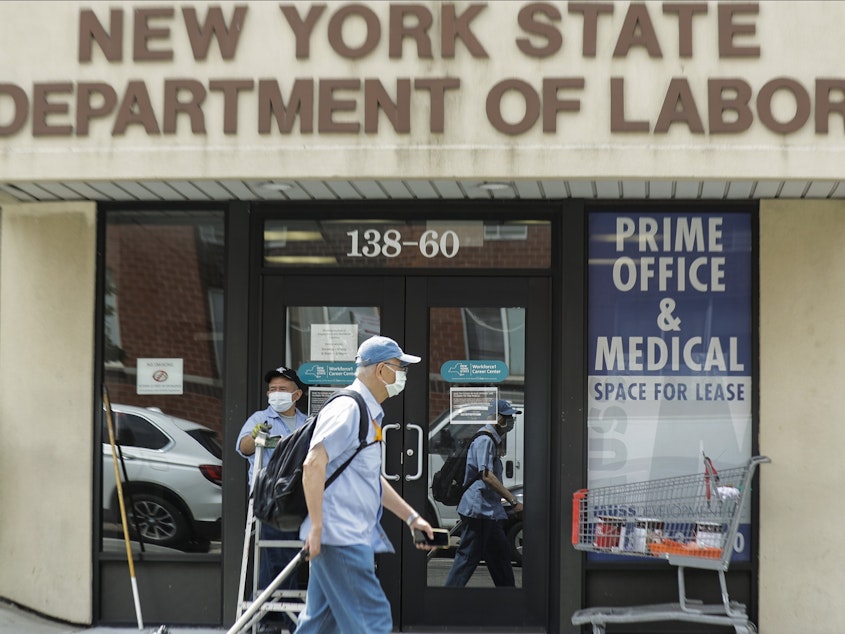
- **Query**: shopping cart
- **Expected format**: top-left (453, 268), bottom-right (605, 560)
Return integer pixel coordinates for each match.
top-left (570, 455), bottom-right (770, 634)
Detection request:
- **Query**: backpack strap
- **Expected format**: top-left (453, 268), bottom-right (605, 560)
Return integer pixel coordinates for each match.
top-left (323, 389), bottom-right (375, 489)
top-left (469, 429), bottom-right (500, 454)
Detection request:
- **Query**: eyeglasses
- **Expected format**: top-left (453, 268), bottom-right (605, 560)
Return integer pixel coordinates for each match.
top-left (383, 362), bottom-right (408, 374)
top-left (268, 386), bottom-right (297, 393)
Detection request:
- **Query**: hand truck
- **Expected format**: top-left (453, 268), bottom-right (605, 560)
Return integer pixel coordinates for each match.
top-left (570, 455), bottom-right (770, 634)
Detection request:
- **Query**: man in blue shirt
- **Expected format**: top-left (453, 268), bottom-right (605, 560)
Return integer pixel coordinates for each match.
top-left (237, 366), bottom-right (307, 631)
top-left (445, 399), bottom-right (524, 587)
top-left (295, 336), bottom-right (435, 634)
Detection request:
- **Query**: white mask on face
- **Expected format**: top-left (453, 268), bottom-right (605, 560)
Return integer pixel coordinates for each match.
top-left (382, 364), bottom-right (407, 398)
top-left (268, 391), bottom-right (293, 412)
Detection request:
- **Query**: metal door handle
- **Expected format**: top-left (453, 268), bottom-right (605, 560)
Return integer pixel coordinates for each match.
top-left (381, 423), bottom-right (401, 481)
top-left (405, 424), bottom-right (424, 481)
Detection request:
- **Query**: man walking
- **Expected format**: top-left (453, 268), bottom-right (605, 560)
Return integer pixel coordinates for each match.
top-left (445, 398), bottom-right (523, 587)
top-left (295, 335), bottom-right (435, 634)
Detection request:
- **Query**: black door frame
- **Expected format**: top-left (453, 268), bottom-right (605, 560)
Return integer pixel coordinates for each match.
top-left (398, 275), bottom-right (552, 630)
top-left (228, 201), bottom-right (567, 631)
top-left (254, 274), bottom-right (552, 631)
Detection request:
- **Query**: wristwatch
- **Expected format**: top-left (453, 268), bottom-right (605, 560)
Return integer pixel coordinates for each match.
top-left (406, 511), bottom-right (420, 527)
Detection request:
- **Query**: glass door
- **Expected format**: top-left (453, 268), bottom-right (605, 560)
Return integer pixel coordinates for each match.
top-left (261, 274), bottom-right (549, 630)
top-left (401, 276), bottom-right (549, 630)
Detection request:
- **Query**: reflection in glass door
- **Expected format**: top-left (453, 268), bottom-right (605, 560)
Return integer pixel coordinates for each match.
top-left (425, 306), bottom-right (526, 587)
top-left (261, 275), bottom-right (549, 631)
top-left (401, 277), bottom-right (549, 631)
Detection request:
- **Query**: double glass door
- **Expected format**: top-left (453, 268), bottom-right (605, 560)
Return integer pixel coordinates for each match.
top-left (262, 275), bottom-right (550, 630)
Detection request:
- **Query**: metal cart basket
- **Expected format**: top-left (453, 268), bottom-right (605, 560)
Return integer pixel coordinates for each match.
top-left (570, 455), bottom-right (770, 634)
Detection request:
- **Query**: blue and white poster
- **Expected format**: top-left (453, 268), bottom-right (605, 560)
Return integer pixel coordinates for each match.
top-left (587, 210), bottom-right (753, 560)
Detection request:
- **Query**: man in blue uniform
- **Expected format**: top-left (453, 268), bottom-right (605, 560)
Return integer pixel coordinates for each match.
top-left (237, 366), bottom-right (307, 632)
top-left (445, 398), bottom-right (523, 587)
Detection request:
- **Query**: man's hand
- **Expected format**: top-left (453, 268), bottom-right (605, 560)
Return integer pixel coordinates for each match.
top-left (409, 515), bottom-right (437, 551)
top-left (251, 422), bottom-right (271, 438)
top-left (304, 526), bottom-right (322, 560)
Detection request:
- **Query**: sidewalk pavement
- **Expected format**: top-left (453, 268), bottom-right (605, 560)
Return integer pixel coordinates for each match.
top-left (0, 600), bottom-right (225, 634)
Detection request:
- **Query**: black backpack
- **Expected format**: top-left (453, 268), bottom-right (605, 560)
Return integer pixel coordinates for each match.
top-left (431, 430), bottom-right (497, 506)
top-left (252, 389), bottom-right (371, 531)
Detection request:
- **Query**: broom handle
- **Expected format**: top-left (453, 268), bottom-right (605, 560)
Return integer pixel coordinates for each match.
top-left (103, 386), bottom-right (144, 630)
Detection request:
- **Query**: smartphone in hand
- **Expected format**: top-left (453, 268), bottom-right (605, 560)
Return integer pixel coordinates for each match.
top-left (413, 528), bottom-right (450, 548)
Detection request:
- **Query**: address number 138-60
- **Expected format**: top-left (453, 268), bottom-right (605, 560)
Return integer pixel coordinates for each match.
top-left (346, 229), bottom-right (460, 258)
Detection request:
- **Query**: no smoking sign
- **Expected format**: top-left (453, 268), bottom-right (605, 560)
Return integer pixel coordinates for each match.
top-left (137, 358), bottom-right (183, 395)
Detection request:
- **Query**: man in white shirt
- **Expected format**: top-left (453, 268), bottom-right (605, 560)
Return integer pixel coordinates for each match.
top-left (295, 336), bottom-right (435, 634)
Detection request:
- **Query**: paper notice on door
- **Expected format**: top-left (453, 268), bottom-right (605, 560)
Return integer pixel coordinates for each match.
top-left (450, 387), bottom-right (498, 424)
top-left (310, 324), bottom-right (358, 361)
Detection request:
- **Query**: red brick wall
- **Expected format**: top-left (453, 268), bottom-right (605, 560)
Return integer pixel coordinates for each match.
top-left (104, 223), bottom-right (224, 435)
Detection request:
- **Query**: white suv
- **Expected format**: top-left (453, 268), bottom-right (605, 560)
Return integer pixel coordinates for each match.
top-left (101, 404), bottom-right (222, 551)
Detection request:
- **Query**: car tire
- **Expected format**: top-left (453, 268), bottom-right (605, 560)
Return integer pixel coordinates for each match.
top-left (130, 492), bottom-right (191, 549)
top-left (507, 521), bottom-right (523, 566)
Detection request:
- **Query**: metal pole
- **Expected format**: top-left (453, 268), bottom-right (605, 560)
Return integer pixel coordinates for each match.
top-left (227, 550), bottom-right (306, 634)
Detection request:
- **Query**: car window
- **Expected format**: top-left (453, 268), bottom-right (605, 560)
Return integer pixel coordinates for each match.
top-left (186, 429), bottom-right (223, 459)
top-left (430, 419), bottom-right (483, 455)
top-left (102, 412), bottom-right (170, 450)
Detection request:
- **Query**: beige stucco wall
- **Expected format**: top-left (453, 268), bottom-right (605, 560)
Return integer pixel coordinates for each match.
top-left (0, 202), bottom-right (97, 623)
top-left (0, 1), bottom-right (844, 184)
top-left (759, 200), bottom-right (845, 634)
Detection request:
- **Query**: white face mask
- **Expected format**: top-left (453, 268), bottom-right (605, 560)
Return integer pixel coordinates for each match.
top-left (382, 364), bottom-right (407, 398)
top-left (268, 391), bottom-right (293, 412)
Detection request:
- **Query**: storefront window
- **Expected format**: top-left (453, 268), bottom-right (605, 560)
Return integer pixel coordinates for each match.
top-left (99, 210), bottom-right (225, 555)
top-left (586, 208), bottom-right (753, 561)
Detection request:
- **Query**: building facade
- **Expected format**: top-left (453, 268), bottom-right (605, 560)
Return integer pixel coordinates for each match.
top-left (1, 2), bottom-right (844, 632)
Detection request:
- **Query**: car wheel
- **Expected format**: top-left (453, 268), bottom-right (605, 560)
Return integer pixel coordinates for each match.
top-left (130, 492), bottom-right (190, 549)
top-left (507, 521), bottom-right (523, 566)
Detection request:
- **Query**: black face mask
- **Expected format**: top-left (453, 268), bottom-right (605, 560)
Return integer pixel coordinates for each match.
top-left (498, 415), bottom-right (515, 433)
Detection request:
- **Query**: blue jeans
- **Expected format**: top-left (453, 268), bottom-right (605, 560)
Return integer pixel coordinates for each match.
top-left (294, 544), bottom-right (392, 634)
top-left (444, 515), bottom-right (515, 587)
top-left (259, 523), bottom-right (301, 591)
top-left (259, 523), bottom-right (301, 631)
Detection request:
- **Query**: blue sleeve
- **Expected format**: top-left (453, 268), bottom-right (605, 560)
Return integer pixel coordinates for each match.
top-left (310, 397), bottom-right (359, 462)
top-left (472, 435), bottom-right (496, 472)
top-left (235, 410), bottom-right (269, 457)
top-left (464, 435), bottom-right (495, 487)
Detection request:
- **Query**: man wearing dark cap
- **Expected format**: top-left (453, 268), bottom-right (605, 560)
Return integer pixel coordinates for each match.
top-left (295, 336), bottom-right (435, 634)
top-left (445, 398), bottom-right (524, 587)
top-left (237, 366), bottom-right (307, 632)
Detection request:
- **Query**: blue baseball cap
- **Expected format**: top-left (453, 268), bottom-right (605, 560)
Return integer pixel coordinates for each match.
top-left (355, 336), bottom-right (421, 367)
top-left (487, 399), bottom-right (521, 417)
